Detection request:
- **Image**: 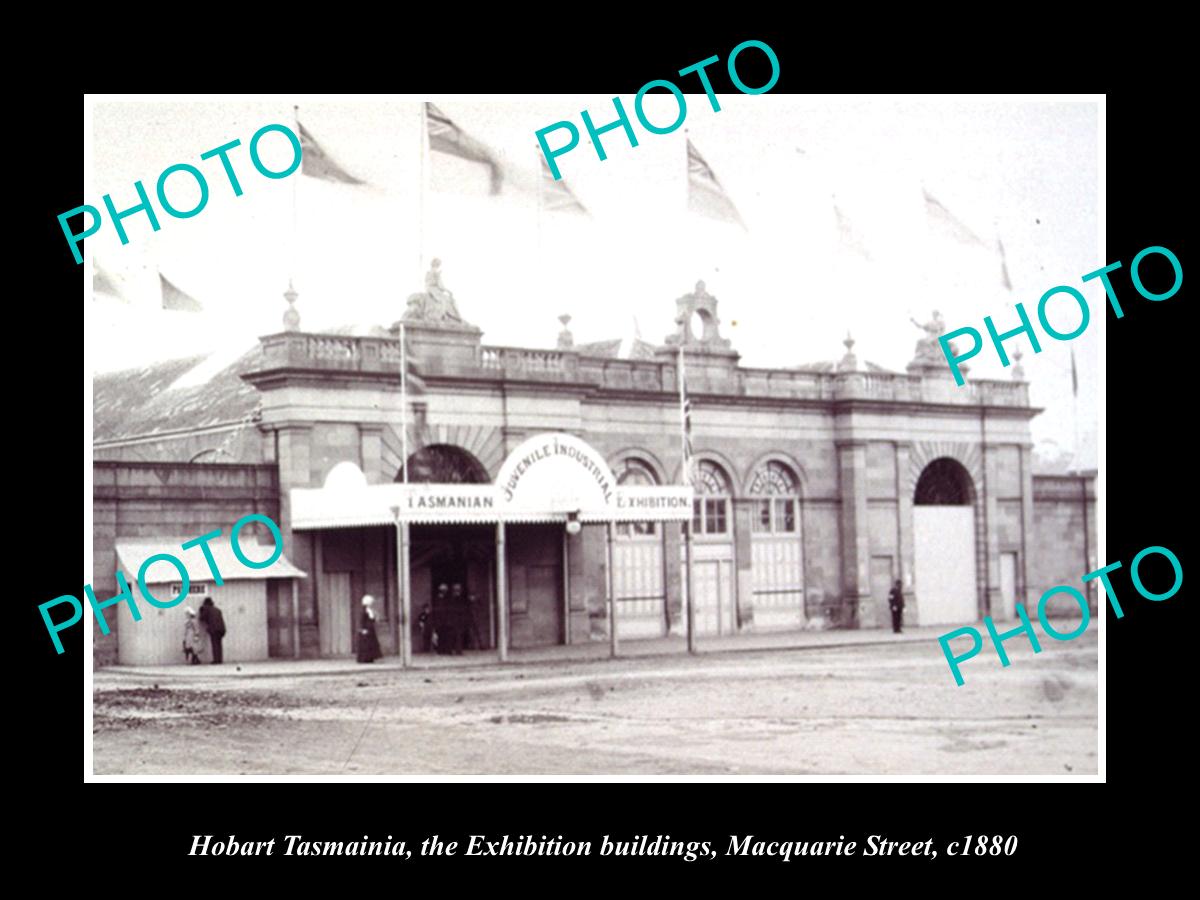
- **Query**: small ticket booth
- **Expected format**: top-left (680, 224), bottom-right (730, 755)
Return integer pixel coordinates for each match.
top-left (290, 432), bottom-right (693, 663)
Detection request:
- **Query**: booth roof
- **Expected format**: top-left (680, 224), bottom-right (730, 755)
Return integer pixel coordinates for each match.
top-left (115, 536), bottom-right (307, 583)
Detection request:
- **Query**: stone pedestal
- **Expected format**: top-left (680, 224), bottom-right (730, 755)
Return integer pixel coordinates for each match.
top-left (392, 320), bottom-right (483, 373)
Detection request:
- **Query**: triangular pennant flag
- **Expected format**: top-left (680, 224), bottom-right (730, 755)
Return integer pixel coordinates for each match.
top-left (160, 274), bottom-right (203, 312)
top-left (687, 139), bottom-right (744, 228)
top-left (923, 188), bottom-right (986, 247)
top-left (93, 259), bottom-right (125, 301)
top-left (540, 157), bottom-right (587, 214)
top-left (298, 120), bottom-right (365, 185)
top-left (426, 102), bottom-right (504, 195)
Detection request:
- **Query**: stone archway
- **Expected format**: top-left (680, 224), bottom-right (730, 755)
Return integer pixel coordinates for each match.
top-left (912, 456), bottom-right (980, 626)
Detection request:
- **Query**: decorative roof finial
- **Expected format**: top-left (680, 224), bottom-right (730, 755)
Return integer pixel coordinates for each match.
top-left (557, 313), bottom-right (574, 349)
top-left (283, 280), bottom-right (300, 332)
top-left (839, 330), bottom-right (858, 372)
top-left (1012, 345), bottom-right (1025, 380)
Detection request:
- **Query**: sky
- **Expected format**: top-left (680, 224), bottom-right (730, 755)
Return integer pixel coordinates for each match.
top-left (87, 95), bottom-right (1100, 468)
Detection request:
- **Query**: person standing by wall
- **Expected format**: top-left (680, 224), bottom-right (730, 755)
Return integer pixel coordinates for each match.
top-left (888, 579), bottom-right (906, 634)
top-left (199, 597), bottom-right (226, 664)
top-left (417, 603), bottom-right (434, 653)
top-left (450, 583), bottom-right (469, 655)
top-left (432, 583), bottom-right (450, 655)
top-left (464, 590), bottom-right (484, 650)
top-left (182, 608), bottom-right (206, 665)
top-left (357, 594), bottom-right (382, 663)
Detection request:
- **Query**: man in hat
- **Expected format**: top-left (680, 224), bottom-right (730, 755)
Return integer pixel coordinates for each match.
top-left (888, 579), bottom-right (905, 634)
top-left (199, 597), bottom-right (226, 664)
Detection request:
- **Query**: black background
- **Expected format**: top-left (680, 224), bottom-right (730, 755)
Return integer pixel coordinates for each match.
top-left (21, 21), bottom-right (1188, 884)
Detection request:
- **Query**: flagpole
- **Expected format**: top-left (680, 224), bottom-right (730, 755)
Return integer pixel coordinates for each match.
top-left (401, 322), bottom-right (409, 484)
top-left (291, 105), bottom-right (300, 293)
top-left (418, 102), bottom-right (429, 285)
top-left (1071, 348), bottom-right (1080, 471)
top-left (536, 146), bottom-right (542, 277)
top-left (679, 345), bottom-right (696, 655)
top-left (398, 321), bottom-right (411, 665)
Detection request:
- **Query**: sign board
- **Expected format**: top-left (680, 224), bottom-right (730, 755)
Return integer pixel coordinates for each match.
top-left (290, 432), bottom-right (693, 529)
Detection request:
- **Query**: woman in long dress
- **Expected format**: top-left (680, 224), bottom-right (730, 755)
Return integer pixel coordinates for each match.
top-left (356, 595), bottom-right (382, 663)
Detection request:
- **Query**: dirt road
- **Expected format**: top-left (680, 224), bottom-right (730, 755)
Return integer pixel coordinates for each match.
top-left (92, 632), bottom-right (1098, 775)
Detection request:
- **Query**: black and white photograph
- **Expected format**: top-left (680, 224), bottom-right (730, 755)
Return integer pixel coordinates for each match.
top-left (84, 93), bottom-right (1101, 777)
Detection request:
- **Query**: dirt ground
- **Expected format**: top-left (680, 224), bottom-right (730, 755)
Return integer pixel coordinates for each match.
top-left (92, 632), bottom-right (1098, 775)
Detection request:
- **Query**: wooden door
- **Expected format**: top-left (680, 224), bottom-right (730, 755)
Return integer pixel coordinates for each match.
top-left (319, 571), bottom-right (353, 656)
top-left (613, 535), bottom-right (666, 639)
top-left (913, 506), bottom-right (977, 625)
top-left (750, 533), bottom-right (805, 630)
top-left (507, 525), bottom-right (563, 648)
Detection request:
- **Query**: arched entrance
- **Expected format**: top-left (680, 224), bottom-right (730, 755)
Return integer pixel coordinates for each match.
top-left (912, 457), bottom-right (978, 625)
top-left (747, 460), bottom-right (805, 629)
top-left (401, 445), bottom-right (497, 654)
top-left (613, 458), bottom-right (667, 638)
top-left (688, 459), bottom-right (736, 636)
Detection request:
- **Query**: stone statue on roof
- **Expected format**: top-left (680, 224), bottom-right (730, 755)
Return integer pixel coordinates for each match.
top-left (909, 309), bottom-right (947, 365)
top-left (404, 258), bottom-right (465, 324)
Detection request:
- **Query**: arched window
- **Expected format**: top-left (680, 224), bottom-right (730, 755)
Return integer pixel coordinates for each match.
top-left (748, 460), bottom-right (799, 533)
top-left (398, 444), bottom-right (489, 484)
top-left (616, 458), bottom-right (659, 537)
top-left (693, 460), bottom-right (731, 535)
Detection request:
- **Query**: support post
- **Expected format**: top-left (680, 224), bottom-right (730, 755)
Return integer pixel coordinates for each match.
top-left (606, 522), bottom-right (618, 659)
top-left (684, 520), bottom-right (696, 654)
top-left (290, 578), bottom-right (301, 659)
top-left (395, 520), bottom-right (412, 668)
top-left (496, 522), bottom-right (509, 662)
top-left (562, 528), bottom-right (571, 645)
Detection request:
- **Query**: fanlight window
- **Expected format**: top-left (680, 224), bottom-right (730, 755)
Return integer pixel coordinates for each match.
top-left (616, 459), bottom-right (658, 537)
top-left (692, 460), bottom-right (731, 535)
top-left (399, 445), bottom-right (489, 484)
top-left (749, 460), bottom-right (799, 534)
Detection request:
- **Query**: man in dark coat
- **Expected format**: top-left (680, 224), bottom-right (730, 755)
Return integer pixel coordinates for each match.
top-left (888, 579), bottom-right (905, 634)
top-left (199, 597), bottom-right (226, 663)
top-left (432, 583), bottom-right (451, 654)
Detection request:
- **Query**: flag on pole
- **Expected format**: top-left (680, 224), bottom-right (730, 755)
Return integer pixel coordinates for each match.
top-left (923, 188), bottom-right (986, 247)
top-left (426, 102), bottom-right (504, 195)
top-left (297, 121), bottom-right (365, 185)
top-left (540, 156), bottom-right (587, 214)
top-left (998, 236), bottom-right (1013, 290)
top-left (687, 139), bottom-right (744, 228)
top-left (160, 274), bottom-right (202, 312)
top-left (678, 346), bottom-right (695, 487)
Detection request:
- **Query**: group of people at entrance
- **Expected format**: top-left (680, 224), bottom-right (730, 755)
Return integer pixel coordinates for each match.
top-left (419, 582), bottom-right (483, 656)
top-left (354, 582), bottom-right (484, 664)
top-left (182, 598), bottom-right (226, 664)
